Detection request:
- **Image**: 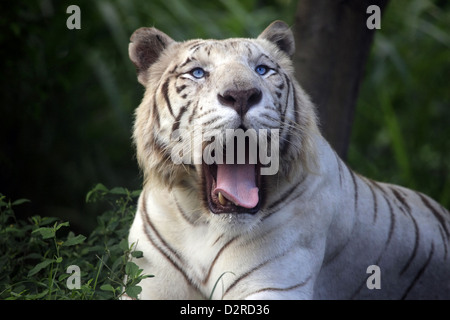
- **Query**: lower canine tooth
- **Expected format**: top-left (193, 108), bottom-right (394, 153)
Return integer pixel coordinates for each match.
top-left (218, 192), bottom-right (227, 205)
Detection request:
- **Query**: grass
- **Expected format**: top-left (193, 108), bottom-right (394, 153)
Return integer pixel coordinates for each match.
top-left (0, 184), bottom-right (152, 300)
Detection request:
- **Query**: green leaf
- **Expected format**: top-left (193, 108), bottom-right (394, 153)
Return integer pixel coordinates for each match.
top-left (28, 259), bottom-right (54, 277)
top-left (63, 234), bottom-right (86, 247)
top-left (26, 290), bottom-right (49, 300)
top-left (109, 187), bottom-right (128, 195)
top-left (86, 183), bottom-right (109, 203)
top-left (125, 261), bottom-right (140, 278)
top-left (55, 221), bottom-right (70, 231)
top-left (125, 285), bottom-right (142, 299)
top-left (58, 273), bottom-right (70, 281)
top-left (131, 250), bottom-right (143, 258)
top-left (100, 284), bottom-right (116, 293)
top-left (130, 190), bottom-right (142, 198)
top-left (38, 217), bottom-right (58, 226)
top-left (118, 238), bottom-right (129, 252)
top-left (12, 199), bottom-right (30, 206)
top-left (32, 227), bottom-right (55, 239)
top-left (24, 253), bottom-right (43, 260)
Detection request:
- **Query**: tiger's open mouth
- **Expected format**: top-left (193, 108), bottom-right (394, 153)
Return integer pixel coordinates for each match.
top-left (203, 146), bottom-right (262, 214)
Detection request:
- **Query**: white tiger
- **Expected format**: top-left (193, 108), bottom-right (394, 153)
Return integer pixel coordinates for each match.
top-left (126, 20), bottom-right (450, 299)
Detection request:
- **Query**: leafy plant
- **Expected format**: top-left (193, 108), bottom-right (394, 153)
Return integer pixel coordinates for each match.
top-left (0, 185), bottom-right (152, 300)
top-left (349, 0), bottom-right (450, 209)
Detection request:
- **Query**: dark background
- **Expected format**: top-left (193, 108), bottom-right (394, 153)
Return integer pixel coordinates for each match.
top-left (1, 0), bottom-right (449, 233)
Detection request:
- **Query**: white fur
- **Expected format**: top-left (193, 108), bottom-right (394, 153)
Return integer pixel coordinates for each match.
top-left (127, 22), bottom-right (450, 299)
top-left (129, 134), bottom-right (450, 299)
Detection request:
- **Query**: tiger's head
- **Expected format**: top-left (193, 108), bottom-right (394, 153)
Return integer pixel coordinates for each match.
top-left (129, 21), bottom-right (319, 219)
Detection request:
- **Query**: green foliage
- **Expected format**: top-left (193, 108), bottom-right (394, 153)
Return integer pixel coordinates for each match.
top-left (0, 186), bottom-right (152, 300)
top-left (349, 0), bottom-right (450, 209)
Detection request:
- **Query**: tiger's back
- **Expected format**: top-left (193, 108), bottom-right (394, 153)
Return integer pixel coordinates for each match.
top-left (126, 21), bottom-right (450, 299)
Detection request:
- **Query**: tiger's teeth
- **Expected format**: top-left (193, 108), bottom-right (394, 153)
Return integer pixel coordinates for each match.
top-left (218, 192), bottom-right (227, 206)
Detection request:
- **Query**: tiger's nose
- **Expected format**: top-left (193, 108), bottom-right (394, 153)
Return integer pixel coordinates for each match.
top-left (218, 88), bottom-right (262, 117)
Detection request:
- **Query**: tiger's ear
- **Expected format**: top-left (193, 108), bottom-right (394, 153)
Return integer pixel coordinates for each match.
top-left (257, 20), bottom-right (295, 57)
top-left (129, 27), bottom-right (175, 85)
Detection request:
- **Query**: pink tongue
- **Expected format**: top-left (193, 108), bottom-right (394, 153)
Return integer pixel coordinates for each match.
top-left (214, 163), bottom-right (259, 209)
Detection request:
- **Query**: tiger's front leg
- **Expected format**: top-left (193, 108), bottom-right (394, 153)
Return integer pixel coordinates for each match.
top-left (242, 279), bottom-right (316, 300)
top-left (127, 206), bottom-right (204, 299)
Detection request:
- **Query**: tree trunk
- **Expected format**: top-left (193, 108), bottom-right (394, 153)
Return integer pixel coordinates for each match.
top-left (293, 0), bottom-right (389, 160)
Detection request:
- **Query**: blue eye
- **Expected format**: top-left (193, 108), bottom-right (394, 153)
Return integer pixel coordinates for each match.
top-left (191, 68), bottom-right (205, 79)
top-left (255, 65), bottom-right (269, 75)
